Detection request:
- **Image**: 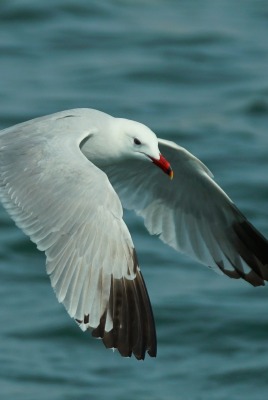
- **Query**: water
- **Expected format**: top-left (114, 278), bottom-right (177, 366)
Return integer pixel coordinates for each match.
top-left (1, 1), bottom-right (268, 399)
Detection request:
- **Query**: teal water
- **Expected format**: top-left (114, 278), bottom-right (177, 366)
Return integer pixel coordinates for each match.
top-left (1, 1), bottom-right (268, 399)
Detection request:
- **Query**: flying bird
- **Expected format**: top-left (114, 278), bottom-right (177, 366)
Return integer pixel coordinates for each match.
top-left (0, 108), bottom-right (267, 360)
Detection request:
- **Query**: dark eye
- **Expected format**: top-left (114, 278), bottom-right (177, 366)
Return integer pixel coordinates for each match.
top-left (134, 138), bottom-right (141, 145)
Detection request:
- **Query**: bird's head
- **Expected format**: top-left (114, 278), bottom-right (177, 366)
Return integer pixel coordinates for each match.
top-left (114, 118), bottom-right (173, 179)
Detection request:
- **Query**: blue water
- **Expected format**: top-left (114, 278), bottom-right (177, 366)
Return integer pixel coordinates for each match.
top-left (1, 1), bottom-right (268, 399)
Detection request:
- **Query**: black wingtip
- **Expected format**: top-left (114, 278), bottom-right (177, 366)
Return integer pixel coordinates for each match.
top-left (222, 209), bottom-right (268, 286)
top-left (91, 258), bottom-right (157, 360)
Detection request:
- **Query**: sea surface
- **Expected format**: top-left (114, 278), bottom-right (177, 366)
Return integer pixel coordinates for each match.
top-left (1, 1), bottom-right (268, 399)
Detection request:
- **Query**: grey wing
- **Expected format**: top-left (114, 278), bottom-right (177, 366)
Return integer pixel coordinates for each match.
top-left (104, 138), bottom-right (268, 287)
top-left (0, 116), bottom-right (156, 360)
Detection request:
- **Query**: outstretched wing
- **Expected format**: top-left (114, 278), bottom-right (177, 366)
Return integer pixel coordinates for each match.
top-left (103, 138), bottom-right (268, 287)
top-left (0, 111), bottom-right (156, 360)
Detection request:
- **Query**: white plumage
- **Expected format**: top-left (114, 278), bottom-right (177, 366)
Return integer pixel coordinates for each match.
top-left (0, 108), bottom-right (267, 359)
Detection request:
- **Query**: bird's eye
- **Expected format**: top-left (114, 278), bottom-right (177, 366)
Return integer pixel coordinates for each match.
top-left (134, 138), bottom-right (141, 145)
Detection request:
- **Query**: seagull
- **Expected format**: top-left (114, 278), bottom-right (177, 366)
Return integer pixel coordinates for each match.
top-left (0, 108), bottom-right (267, 360)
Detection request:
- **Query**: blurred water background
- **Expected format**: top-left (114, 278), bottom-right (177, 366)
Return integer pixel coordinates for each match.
top-left (1, 1), bottom-right (268, 399)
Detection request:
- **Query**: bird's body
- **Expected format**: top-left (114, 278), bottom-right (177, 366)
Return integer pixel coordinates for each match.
top-left (0, 108), bottom-right (267, 360)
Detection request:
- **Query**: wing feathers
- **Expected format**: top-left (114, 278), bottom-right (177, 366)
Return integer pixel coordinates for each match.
top-left (0, 113), bottom-right (156, 359)
top-left (92, 251), bottom-right (157, 360)
top-left (231, 216), bottom-right (268, 285)
top-left (103, 139), bottom-right (268, 288)
top-left (233, 218), bottom-right (268, 271)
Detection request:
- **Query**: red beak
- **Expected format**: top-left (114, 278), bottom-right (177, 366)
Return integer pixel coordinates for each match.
top-left (149, 154), bottom-right (173, 179)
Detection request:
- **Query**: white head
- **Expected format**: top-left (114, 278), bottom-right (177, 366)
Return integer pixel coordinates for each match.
top-left (81, 116), bottom-right (173, 178)
top-left (114, 118), bottom-right (160, 159)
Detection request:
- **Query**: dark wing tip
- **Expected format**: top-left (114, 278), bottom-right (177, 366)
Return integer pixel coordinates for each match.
top-left (220, 208), bottom-right (268, 287)
top-left (91, 252), bottom-right (157, 360)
